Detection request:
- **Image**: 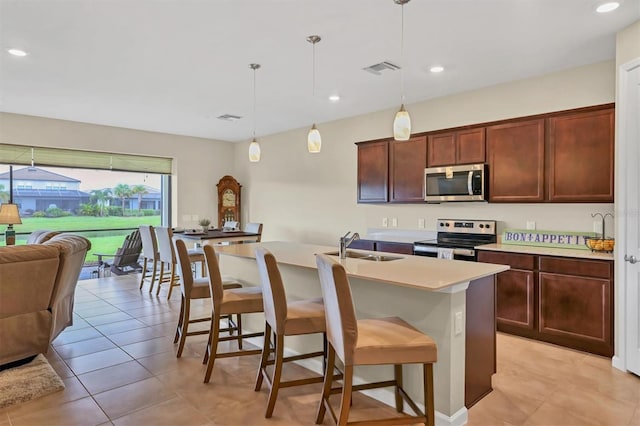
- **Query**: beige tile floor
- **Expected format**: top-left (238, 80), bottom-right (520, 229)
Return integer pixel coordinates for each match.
top-left (1, 274), bottom-right (639, 425)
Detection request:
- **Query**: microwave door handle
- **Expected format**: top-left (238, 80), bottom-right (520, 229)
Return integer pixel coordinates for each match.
top-left (467, 171), bottom-right (473, 195)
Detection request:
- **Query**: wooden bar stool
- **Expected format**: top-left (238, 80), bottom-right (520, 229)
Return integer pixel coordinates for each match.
top-left (315, 254), bottom-right (438, 426)
top-left (201, 244), bottom-right (264, 384)
top-left (156, 227), bottom-right (205, 299)
top-left (138, 225), bottom-right (161, 292)
top-left (254, 247), bottom-right (328, 418)
top-left (173, 239), bottom-right (242, 358)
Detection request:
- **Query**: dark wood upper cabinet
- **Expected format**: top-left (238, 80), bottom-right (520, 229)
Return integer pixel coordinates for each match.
top-left (356, 140), bottom-right (389, 203)
top-left (547, 108), bottom-right (614, 202)
top-left (389, 136), bottom-right (427, 203)
top-left (427, 127), bottom-right (485, 167)
top-left (487, 119), bottom-right (545, 202)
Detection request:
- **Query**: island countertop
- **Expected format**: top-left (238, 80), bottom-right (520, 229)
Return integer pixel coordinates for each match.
top-left (214, 241), bottom-right (509, 292)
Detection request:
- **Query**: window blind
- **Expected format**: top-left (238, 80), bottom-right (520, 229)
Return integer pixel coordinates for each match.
top-left (0, 144), bottom-right (172, 174)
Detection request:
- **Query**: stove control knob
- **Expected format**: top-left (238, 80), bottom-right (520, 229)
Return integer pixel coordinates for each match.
top-left (445, 223), bottom-right (449, 227)
top-left (439, 222), bottom-right (444, 227)
top-left (479, 224), bottom-right (484, 229)
top-left (485, 223), bottom-right (492, 229)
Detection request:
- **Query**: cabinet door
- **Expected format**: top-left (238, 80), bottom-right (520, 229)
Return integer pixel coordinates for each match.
top-left (539, 272), bottom-right (612, 356)
top-left (389, 136), bottom-right (427, 203)
top-left (347, 239), bottom-right (376, 251)
top-left (376, 241), bottom-right (414, 255)
top-left (496, 269), bottom-right (535, 330)
top-left (456, 127), bottom-right (486, 165)
top-left (427, 133), bottom-right (456, 167)
top-left (547, 108), bottom-right (614, 202)
top-left (357, 141), bottom-right (389, 203)
top-left (487, 119), bottom-right (545, 202)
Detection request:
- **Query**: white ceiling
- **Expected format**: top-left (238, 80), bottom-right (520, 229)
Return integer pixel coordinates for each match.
top-left (1, 0), bottom-right (638, 142)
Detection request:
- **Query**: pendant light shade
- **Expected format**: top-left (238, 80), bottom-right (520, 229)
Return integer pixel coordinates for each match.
top-left (248, 138), bottom-right (261, 162)
top-left (307, 35), bottom-right (322, 153)
top-left (307, 124), bottom-right (321, 153)
top-left (393, 0), bottom-right (411, 141)
top-left (393, 104), bottom-right (411, 141)
top-left (248, 63), bottom-right (261, 162)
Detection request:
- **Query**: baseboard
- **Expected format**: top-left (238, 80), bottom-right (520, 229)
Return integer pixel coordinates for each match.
top-left (612, 355), bottom-right (626, 372)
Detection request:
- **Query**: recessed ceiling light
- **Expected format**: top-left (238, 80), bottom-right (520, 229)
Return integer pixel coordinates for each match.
top-left (7, 48), bottom-right (28, 57)
top-left (430, 66), bottom-right (444, 73)
top-left (329, 94), bottom-right (340, 102)
top-left (596, 2), bottom-right (620, 12)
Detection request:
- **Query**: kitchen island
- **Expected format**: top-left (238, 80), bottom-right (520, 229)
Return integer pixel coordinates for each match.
top-left (214, 241), bottom-right (508, 425)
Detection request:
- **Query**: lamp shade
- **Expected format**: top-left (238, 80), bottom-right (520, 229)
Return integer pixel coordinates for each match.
top-left (0, 203), bottom-right (21, 225)
top-left (249, 138), bottom-right (261, 162)
top-left (393, 104), bottom-right (411, 141)
top-left (307, 124), bottom-right (322, 153)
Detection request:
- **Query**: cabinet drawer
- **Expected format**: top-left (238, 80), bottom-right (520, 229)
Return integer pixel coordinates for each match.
top-left (376, 242), bottom-right (414, 255)
top-left (539, 256), bottom-right (611, 279)
top-left (478, 251), bottom-right (536, 270)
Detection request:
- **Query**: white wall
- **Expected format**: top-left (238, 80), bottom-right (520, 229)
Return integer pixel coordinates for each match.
top-left (233, 61), bottom-right (616, 245)
top-left (0, 113), bottom-right (235, 228)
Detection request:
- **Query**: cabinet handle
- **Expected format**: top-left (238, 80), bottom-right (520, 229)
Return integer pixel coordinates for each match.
top-left (624, 254), bottom-right (638, 264)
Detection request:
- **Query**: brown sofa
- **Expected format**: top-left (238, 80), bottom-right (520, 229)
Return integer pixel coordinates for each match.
top-left (0, 234), bottom-right (91, 365)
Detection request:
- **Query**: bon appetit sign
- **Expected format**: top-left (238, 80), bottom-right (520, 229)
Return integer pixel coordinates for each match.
top-left (502, 229), bottom-right (597, 250)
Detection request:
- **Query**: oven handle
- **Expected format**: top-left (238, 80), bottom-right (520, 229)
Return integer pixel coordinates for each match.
top-left (413, 245), bottom-right (475, 257)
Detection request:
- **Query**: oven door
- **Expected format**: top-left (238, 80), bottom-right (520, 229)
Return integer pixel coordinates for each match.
top-left (413, 245), bottom-right (477, 261)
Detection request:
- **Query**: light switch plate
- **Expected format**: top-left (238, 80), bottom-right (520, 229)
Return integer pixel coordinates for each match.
top-left (391, 218), bottom-right (398, 227)
top-left (382, 217), bottom-right (388, 228)
top-left (593, 220), bottom-right (603, 234)
top-left (526, 221), bottom-right (536, 230)
top-left (454, 311), bottom-right (463, 335)
top-left (418, 218), bottom-right (425, 229)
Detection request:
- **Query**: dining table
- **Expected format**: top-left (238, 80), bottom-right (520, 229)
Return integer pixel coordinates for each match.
top-left (174, 229), bottom-right (261, 247)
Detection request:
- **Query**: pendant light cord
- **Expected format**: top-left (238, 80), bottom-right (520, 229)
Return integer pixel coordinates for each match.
top-left (252, 66), bottom-right (257, 138)
top-left (400, 2), bottom-right (405, 105)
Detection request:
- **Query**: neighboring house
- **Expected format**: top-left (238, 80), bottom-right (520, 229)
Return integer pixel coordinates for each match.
top-left (104, 185), bottom-right (162, 211)
top-left (0, 167), bottom-right (90, 215)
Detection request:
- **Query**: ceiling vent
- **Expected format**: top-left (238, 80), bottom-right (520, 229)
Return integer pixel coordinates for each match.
top-left (217, 114), bottom-right (242, 121)
top-left (362, 61), bottom-right (401, 75)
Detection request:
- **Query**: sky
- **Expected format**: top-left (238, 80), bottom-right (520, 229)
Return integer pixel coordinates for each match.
top-left (0, 165), bottom-right (161, 192)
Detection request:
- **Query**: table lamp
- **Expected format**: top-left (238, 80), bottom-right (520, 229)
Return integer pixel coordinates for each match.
top-left (0, 203), bottom-right (22, 245)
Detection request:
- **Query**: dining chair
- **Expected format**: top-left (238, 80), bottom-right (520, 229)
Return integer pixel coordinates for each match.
top-left (315, 254), bottom-right (438, 426)
top-left (254, 247), bottom-right (328, 418)
top-left (139, 225), bottom-right (161, 292)
top-left (201, 244), bottom-right (264, 384)
top-left (243, 222), bottom-right (263, 242)
top-left (155, 227), bottom-right (205, 299)
top-left (173, 238), bottom-right (243, 358)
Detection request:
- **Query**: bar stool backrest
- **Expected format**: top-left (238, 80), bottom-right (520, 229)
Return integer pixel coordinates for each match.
top-left (139, 225), bottom-right (158, 260)
top-left (173, 238), bottom-right (194, 298)
top-left (315, 254), bottom-right (358, 365)
top-left (202, 245), bottom-right (225, 309)
top-left (155, 227), bottom-right (176, 264)
top-left (255, 247), bottom-right (287, 333)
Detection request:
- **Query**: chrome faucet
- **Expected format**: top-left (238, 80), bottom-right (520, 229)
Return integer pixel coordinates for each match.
top-left (339, 231), bottom-right (360, 259)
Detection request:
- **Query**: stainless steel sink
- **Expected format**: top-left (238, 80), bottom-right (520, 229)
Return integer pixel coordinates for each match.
top-left (323, 251), bottom-right (403, 262)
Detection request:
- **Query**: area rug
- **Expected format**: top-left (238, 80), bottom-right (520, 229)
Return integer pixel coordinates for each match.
top-left (0, 354), bottom-right (65, 408)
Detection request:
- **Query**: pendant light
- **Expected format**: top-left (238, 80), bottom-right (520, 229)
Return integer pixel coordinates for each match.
top-left (307, 35), bottom-right (322, 153)
top-left (248, 63), bottom-right (261, 162)
top-left (393, 0), bottom-right (411, 141)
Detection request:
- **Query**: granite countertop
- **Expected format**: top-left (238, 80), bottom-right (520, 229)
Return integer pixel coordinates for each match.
top-left (476, 243), bottom-right (614, 261)
top-left (214, 241), bottom-right (509, 292)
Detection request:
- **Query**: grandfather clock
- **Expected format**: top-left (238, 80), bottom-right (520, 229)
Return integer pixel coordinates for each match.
top-left (216, 175), bottom-right (241, 229)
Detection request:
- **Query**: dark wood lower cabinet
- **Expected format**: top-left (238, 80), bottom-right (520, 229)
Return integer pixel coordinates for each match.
top-left (478, 250), bottom-right (613, 357)
top-left (375, 241), bottom-right (414, 255)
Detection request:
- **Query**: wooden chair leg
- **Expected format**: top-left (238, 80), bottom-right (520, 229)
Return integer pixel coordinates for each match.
top-left (203, 311), bottom-right (221, 383)
top-left (255, 322), bottom-right (272, 391)
top-left (316, 345), bottom-right (336, 424)
top-left (148, 259), bottom-right (158, 293)
top-left (337, 365), bottom-right (354, 426)
top-left (174, 296), bottom-right (185, 344)
top-left (425, 363), bottom-right (435, 426)
top-left (176, 298), bottom-right (191, 358)
top-left (156, 261), bottom-right (165, 295)
top-left (265, 333), bottom-right (285, 418)
top-left (167, 263), bottom-right (177, 300)
top-left (394, 364), bottom-right (403, 412)
top-left (236, 314), bottom-right (243, 350)
top-left (139, 257), bottom-right (148, 289)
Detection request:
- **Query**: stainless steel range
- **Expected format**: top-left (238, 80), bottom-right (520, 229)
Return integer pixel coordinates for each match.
top-left (413, 219), bottom-right (497, 261)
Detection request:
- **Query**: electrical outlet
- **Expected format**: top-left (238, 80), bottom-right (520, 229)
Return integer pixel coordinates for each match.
top-left (593, 220), bottom-right (603, 235)
top-left (418, 218), bottom-right (425, 229)
top-left (182, 214), bottom-right (191, 222)
top-left (382, 217), bottom-right (388, 228)
top-left (391, 218), bottom-right (398, 227)
top-left (454, 311), bottom-right (463, 335)
top-left (192, 214), bottom-right (199, 222)
top-left (526, 221), bottom-right (536, 230)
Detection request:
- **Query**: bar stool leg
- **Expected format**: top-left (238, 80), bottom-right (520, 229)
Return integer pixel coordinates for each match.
top-left (264, 333), bottom-right (285, 418)
top-left (255, 322), bottom-right (272, 391)
top-left (139, 258), bottom-right (148, 289)
top-left (337, 365), bottom-right (354, 426)
top-left (204, 311), bottom-right (222, 383)
top-left (316, 345), bottom-right (336, 424)
top-left (425, 363), bottom-right (435, 426)
top-left (176, 298), bottom-right (190, 358)
top-left (156, 261), bottom-right (165, 295)
top-left (394, 364), bottom-right (403, 412)
top-left (167, 263), bottom-right (177, 299)
top-left (236, 314), bottom-right (243, 349)
top-left (148, 259), bottom-right (158, 293)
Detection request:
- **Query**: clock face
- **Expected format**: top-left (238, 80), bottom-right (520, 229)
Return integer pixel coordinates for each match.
top-left (222, 189), bottom-right (236, 207)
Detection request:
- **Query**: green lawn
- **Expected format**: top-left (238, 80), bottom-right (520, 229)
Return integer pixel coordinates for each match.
top-left (5, 215), bottom-right (161, 264)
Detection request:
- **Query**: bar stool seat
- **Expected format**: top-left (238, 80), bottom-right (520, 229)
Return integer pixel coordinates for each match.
top-left (254, 248), bottom-right (331, 419)
top-left (315, 253), bottom-right (438, 426)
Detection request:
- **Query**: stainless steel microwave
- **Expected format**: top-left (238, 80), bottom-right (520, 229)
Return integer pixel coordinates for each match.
top-left (424, 164), bottom-right (488, 202)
